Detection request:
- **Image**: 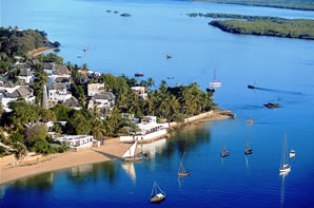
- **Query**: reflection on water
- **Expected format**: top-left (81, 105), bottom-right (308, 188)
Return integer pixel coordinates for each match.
top-left (177, 175), bottom-right (188, 190)
top-left (140, 138), bottom-right (167, 158)
top-left (163, 123), bottom-right (211, 158)
top-left (121, 162), bottom-right (136, 183)
top-left (12, 172), bottom-right (54, 191)
top-left (244, 155), bottom-right (250, 169)
top-left (280, 172), bottom-right (289, 208)
top-left (66, 161), bottom-right (118, 185)
top-left (0, 186), bottom-right (6, 199)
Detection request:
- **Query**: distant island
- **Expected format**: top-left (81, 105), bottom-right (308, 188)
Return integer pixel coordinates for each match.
top-left (196, 0), bottom-right (314, 11)
top-left (187, 13), bottom-right (314, 40)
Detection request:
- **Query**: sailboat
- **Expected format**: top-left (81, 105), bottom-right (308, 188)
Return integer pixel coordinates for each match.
top-left (209, 68), bottom-right (222, 89)
top-left (244, 132), bottom-right (253, 155)
top-left (220, 145), bottom-right (230, 157)
top-left (279, 134), bottom-right (291, 174)
top-left (178, 154), bottom-right (190, 177)
top-left (150, 182), bottom-right (166, 203)
top-left (122, 141), bottom-right (142, 161)
top-left (244, 142), bottom-right (253, 155)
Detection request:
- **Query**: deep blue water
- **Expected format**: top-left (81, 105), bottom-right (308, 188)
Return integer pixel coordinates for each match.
top-left (1, 0), bottom-right (314, 207)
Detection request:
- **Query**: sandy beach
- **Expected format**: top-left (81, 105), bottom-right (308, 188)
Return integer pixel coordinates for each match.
top-left (0, 139), bottom-right (130, 185)
top-left (27, 46), bottom-right (56, 57)
top-left (0, 111), bottom-right (229, 186)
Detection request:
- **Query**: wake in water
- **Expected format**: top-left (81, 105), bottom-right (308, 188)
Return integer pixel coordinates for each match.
top-left (248, 85), bottom-right (303, 95)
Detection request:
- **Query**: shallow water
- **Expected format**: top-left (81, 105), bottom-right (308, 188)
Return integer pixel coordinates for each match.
top-left (1, 0), bottom-right (314, 207)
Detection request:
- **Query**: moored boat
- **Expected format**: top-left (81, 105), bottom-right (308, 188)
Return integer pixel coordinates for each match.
top-left (134, 72), bottom-right (144, 77)
top-left (248, 84), bottom-right (255, 89)
top-left (289, 149), bottom-right (296, 158)
top-left (220, 145), bottom-right (230, 157)
top-left (150, 182), bottom-right (166, 203)
top-left (244, 131), bottom-right (253, 155)
top-left (122, 141), bottom-right (142, 161)
top-left (178, 153), bottom-right (190, 177)
top-left (279, 134), bottom-right (291, 174)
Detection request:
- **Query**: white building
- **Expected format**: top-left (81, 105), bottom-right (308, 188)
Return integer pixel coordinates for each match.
top-left (56, 135), bottom-right (94, 151)
top-left (131, 86), bottom-right (148, 100)
top-left (48, 85), bottom-right (72, 102)
top-left (17, 68), bottom-right (33, 84)
top-left (120, 116), bottom-right (169, 143)
top-left (0, 81), bottom-right (22, 94)
top-left (137, 116), bottom-right (168, 135)
top-left (87, 83), bottom-right (105, 97)
top-left (88, 92), bottom-right (115, 110)
top-left (1, 86), bottom-right (35, 112)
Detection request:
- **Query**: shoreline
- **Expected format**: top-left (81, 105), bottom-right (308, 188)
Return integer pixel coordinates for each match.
top-left (0, 110), bottom-right (230, 186)
top-left (27, 46), bottom-right (56, 58)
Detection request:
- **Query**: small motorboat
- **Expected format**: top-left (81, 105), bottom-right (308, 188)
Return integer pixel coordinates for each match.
top-left (248, 84), bottom-right (256, 89)
top-left (166, 54), bottom-right (172, 59)
top-left (134, 72), bottom-right (144, 77)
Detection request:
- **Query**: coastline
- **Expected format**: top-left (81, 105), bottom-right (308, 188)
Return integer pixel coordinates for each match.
top-left (27, 46), bottom-right (56, 58)
top-left (0, 110), bottom-right (230, 186)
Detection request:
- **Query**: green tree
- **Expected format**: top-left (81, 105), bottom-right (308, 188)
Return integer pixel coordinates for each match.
top-left (51, 104), bottom-right (73, 121)
top-left (25, 124), bottom-right (48, 147)
top-left (8, 101), bottom-right (40, 131)
top-left (66, 111), bottom-right (91, 135)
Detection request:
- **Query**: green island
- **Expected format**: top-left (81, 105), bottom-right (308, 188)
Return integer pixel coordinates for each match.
top-left (0, 27), bottom-right (216, 158)
top-left (196, 0), bottom-right (314, 11)
top-left (187, 13), bottom-right (314, 40)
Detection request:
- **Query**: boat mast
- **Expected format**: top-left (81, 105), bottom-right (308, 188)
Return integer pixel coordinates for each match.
top-left (282, 134), bottom-right (287, 166)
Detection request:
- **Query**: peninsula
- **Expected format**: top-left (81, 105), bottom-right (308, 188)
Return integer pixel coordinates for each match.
top-left (196, 0), bottom-right (314, 11)
top-left (188, 13), bottom-right (314, 40)
top-left (0, 27), bottom-right (231, 185)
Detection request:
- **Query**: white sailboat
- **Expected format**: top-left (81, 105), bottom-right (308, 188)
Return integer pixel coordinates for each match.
top-left (122, 141), bottom-right (142, 161)
top-left (150, 182), bottom-right (166, 203)
top-left (279, 134), bottom-right (291, 174)
top-left (209, 68), bottom-right (222, 89)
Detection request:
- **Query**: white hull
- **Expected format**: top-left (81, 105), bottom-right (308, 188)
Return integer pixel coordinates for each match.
top-left (210, 82), bottom-right (222, 88)
top-left (279, 164), bottom-right (291, 173)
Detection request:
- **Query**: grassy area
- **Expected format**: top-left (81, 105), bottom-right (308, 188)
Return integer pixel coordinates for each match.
top-left (187, 13), bottom-right (314, 40)
top-left (196, 0), bottom-right (314, 11)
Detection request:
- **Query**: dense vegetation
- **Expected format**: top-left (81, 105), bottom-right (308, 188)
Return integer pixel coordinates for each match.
top-left (0, 27), bottom-right (60, 74)
top-left (210, 18), bottom-right (314, 40)
top-left (187, 13), bottom-right (314, 40)
top-left (197, 0), bottom-right (314, 11)
top-left (0, 27), bottom-right (53, 57)
top-left (0, 27), bottom-right (215, 157)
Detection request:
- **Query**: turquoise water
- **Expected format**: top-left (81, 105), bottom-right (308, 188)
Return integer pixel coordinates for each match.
top-left (1, 0), bottom-right (314, 207)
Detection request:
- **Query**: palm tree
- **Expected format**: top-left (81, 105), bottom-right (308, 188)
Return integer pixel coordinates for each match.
top-left (91, 120), bottom-right (106, 143)
top-left (33, 64), bottom-right (48, 105)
